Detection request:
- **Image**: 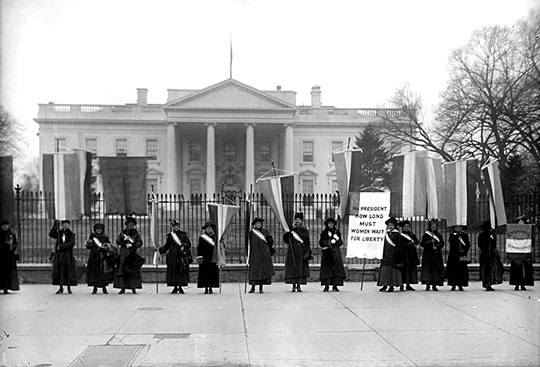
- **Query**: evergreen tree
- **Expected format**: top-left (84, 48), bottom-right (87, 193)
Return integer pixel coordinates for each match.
top-left (354, 125), bottom-right (391, 189)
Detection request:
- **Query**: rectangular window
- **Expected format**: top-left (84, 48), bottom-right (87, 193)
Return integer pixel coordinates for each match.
top-left (259, 141), bottom-right (271, 163)
top-left (331, 141), bottom-right (343, 162)
top-left (116, 139), bottom-right (128, 156)
top-left (225, 141), bottom-right (237, 163)
top-left (146, 139), bottom-right (158, 160)
top-left (302, 141), bottom-right (314, 163)
top-left (189, 141), bottom-right (202, 162)
top-left (302, 179), bottom-right (314, 206)
top-left (54, 138), bottom-right (67, 153)
top-left (85, 138), bottom-right (97, 158)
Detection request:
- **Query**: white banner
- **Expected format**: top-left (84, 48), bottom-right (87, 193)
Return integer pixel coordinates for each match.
top-left (346, 192), bottom-right (391, 259)
top-left (506, 224), bottom-right (532, 253)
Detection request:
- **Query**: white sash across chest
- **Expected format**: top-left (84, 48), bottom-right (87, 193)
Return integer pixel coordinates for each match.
top-left (251, 229), bottom-right (267, 243)
top-left (201, 233), bottom-right (215, 246)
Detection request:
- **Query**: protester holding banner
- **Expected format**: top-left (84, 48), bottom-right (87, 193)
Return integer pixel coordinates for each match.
top-left (377, 217), bottom-right (404, 292)
top-left (197, 222), bottom-right (219, 294)
top-left (508, 216), bottom-right (534, 291)
top-left (85, 223), bottom-right (115, 294)
top-left (0, 220), bottom-right (20, 294)
top-left (478, 220), bottom-right (504, 291)
top-left (398, 220), bottom-right (420, 291)
top-left (159, 219), bottom-right (193, 294)
top-left (114, 217), bottom-right (144, 294)
top-left (283, 212), bottom-right (312, 292)
top-left (319, 217), bottom-right (346, 292)
top-left (247, 217), bottom-right (275, 294)
top-left (419, 219), bottom-right (445, 291)
top-left (49, 220), bottom-right (78, 294)
top-left (445, 225), bottom-right (470, 291)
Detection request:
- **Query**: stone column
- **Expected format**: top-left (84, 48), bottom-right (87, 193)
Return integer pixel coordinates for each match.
top-left (166, 122), bottom-right (178, 193)
top-left (283, 123), bottom-right (294, 172)
top-left (206, 123), bottom-right (216, 195)
top-left (245, 124), bottom-right (255, 194)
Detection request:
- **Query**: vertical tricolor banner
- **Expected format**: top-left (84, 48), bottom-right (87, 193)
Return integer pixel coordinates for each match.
top-left (256, 174), bottom-right (295, 231)
top-left (42, 151), bottom-right (92, 220)
top-left (442, 159), bottom-right (480, 227)
top-left (207, 203), bottom-right (240, 267)
top-left (481, 158), bottom-right (507, 228)
top-left (333, 149), bottom-right (364, 216)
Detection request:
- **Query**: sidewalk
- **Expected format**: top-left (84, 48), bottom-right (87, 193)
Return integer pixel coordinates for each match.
top-left (1, 282), bottom-right (539, 367)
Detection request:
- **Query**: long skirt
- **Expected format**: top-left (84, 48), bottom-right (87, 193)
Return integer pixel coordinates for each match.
top-left (197, 261), bottom-right (219, 288)
top-left (509, 261), bottom-right (534, 286)
top-left (401, 265), bottom-right (418, 284)
top-left (377, 264), bottom-right (402, 287)
top-left (420, 252), bottom-right (445, 286)
top-left (445, 258), bottom-right (469, 287)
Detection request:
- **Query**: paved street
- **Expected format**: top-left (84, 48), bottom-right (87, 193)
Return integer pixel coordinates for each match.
top-left (1, 282), bottom-right (539, 367)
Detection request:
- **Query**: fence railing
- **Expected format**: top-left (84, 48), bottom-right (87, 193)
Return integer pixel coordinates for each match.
top-left (11, 190), bottom-right (540, 265)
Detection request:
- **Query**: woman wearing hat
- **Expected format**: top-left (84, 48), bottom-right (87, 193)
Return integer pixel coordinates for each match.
top-left (319, 217), bottom-right (346, 292)
top-left (49, 220), bottom-right (78, 294)
top-left (85, 223), bottom-right (115, 294)
top-left (508, 216), bottom-right (534, 291)
top-left (0, 220), bottom-right (20, 294)
top-left (445, 225), bottom-right (470, 291)
top-left (419, 219), bottom-right (445, 291)
top-left (478, 220), bottom-right (503, 291)
top-left (114, 216), bottom-right (144, 294)
top-left (159, 219), bottom-right (193, 294)
top-left (398, 220), bottom-right (420, 291)
top-left (283, 212), bottom-right (312, 292)
top-left (377, 217), bottom-right (404, 292)
top-left (247, 217), bottom-right (275, 293)
top-left (197, 222), bottom-right (219, 294)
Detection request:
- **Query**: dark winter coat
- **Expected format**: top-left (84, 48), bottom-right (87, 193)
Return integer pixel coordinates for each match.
top-left (478, 230), bottom-right (504, 287)
top-left (420, 229), bottom-right (445, 285)
top-left (248, 227), bottom-right (275, 285)
top-left (377, 230), bottom-right (404, 287)
top-left (0, 228), bottom-right (20, 291)
top-left (318, 226), bottom-right (346, 286)
top-left (283, 226), bottom-right (311, 284)
top-left (49, 227), bottom-right (78, 286)
top-left (159, 230), bottom-right (192, 287)
top-left (445, 231), bottom-right (470, 287)
top-left (400, 230), bottom-right (420, 284)
top-left (197, 233), bottom-right (219, 288)
top-left (85, 232), bottom-right (115, 287)
top-left (113, 228), bottom-right (143, 289)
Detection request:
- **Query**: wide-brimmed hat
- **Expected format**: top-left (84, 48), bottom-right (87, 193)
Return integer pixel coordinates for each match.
top-left (125, 216), bottom-right (137, 225)
top-left (385, 217), bottom-right (398, 226)
top-left (479, 220), bottom-right (491, 230)
top-left (324, 217), bottom-right (337, 226)
top-left (61, 220), bottom-right (71, 225)
top-left (201, 221), bottom-right (215, 230)
top-left (0, 220), bottom-right (10, 226)
top-left (170, 219), bottom-right (180, 227)
top-left (251, 217), bottom-right (264, 225)
top-left (93, 223), bottom-right (105, 230)
top-left (294, 212), bottom-right (304, 221)
top-left (398, 220), bottom-right (411, 227)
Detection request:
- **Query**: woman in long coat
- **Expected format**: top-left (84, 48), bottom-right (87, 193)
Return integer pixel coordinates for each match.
top-left (159, 219), bottom-right (192, 294)
top-left (197, 222), bottom-right (219, 294)
top-left (85, 223), bottom-right (115, 294)
top-left (49, 220), bottom-right (77, 294)
top-left (445, 225), bottom-right (470, 291)
top-left (0, 220), bottom-right (20, 294)
top-left (114, 217), bottom-right (144, 294)
top-left (319, 217), bottom-right (346, 292)
top-left (478, 220), bottom-right (503, 291)
top-left (508, 216), bottom-right (534, 291)
top-left (420, 219), bottom-right (445, 291)
top-left (283, 212), bottom-right (311, 292)
top-left (378, 217), bottom-right (403, 292)
top-left (398, 220), bottom-right (420, 291)
top-left (247, 217), bottom-right (275, 293)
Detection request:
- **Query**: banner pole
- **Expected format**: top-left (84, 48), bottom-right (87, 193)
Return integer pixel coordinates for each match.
top-left (361, 258), bottom-right (366, 291)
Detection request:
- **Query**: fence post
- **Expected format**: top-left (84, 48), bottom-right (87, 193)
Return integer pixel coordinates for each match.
top-left (15, 184), bottom-right (22, 258)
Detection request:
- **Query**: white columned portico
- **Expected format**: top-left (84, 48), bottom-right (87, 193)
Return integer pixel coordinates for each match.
top-left (284, 123), bottom-right (294, 172)
top-left (206, 123), bottom-right (216, 195)
top-left (245, 123), bottom-right (255, 194)
top-left (166, 122), bottom-right (178, 193)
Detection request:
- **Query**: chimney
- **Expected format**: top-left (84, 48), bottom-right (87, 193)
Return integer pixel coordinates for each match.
top-left (137, 88), bottom-right (148, 106)
top-left (276, 85), bottom-right (281, 91)
top-left (311, 85), bottom-right (321, 107)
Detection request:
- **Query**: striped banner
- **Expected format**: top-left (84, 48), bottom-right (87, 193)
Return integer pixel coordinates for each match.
top-left (256, 174), bottom-right (295, 231)
top-left (334, 150), bottom-right (365, 216)
top-left (207, 203), bottom-right (240, 267)
top-left (506, 224), bottom-right (532, 254)
top-left (42, 151), bottom-right (92, 220)
top-left (149, 192), bottom-right (161, 265)
top-left (442, 159), bottom-right (480, 227)
top-left (425, 156), bottom-right (444, 219)
top-left (482, 159), bottom-right (507, 227)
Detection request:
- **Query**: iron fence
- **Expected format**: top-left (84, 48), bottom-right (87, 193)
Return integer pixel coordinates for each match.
top-left (11, 190), bottom-right (540, 265)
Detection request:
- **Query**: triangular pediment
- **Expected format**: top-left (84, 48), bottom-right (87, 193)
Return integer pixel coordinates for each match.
top-left (164, 79), bottom-right (296, 111)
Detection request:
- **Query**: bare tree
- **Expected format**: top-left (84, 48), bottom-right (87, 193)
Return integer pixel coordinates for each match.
top-left (0, 105), bottom-right (22, 156)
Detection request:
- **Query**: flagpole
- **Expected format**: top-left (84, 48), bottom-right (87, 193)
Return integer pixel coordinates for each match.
top-left (244, 185), bottom-right (253, 293)
top-left (361, 257), bottom-right (366, 291)
top-left (151, 186), bottom-right (159, 294)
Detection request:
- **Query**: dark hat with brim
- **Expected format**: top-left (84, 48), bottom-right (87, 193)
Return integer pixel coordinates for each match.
top-left (251, 217), bottom-right (264, 225)
top-left (385, 217), bottom-right (398, 226)
top-left (93, 223), bottom-right (105, 230)
top-left (479, 220), bottom-right (491, 230)
top-left (201, 221), bottom-right (215, 230)
top-left (170, 219), bottom-right (180, 227)
top-left (0, 220), bottom-right (10, 226)
top-left (324, 217), bottom-right (337, 226)
top-left (61, 220), bottom-right (71, 224)
top-left (398, 220), bottom-right (410, 227)
top-left (125, 216), bottom-right (137, 225)
top-left (294, 212), bottom-right (304, 221)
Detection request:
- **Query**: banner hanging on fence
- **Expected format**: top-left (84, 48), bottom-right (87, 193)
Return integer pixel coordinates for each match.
top-left (0, 156), bottom-right (14, 223)
top-left (256, 174), bottom-right (294, 231)
top-left (207, 203), bottom-right (240, 267)
top-left (506, 224), bottom-right (533, 254)
top-left (100, 157), bottom-right (147, 215)
top-left (442, 159), bottom-right (480, 227)
top-left (346, 191), bottom-right (390, 259)
top-left (482, 158), bottom-right (507, 227)
top-left (333, 149), bottom-right (366, 216)
top-left (42, 151), bottom-right (92, 220)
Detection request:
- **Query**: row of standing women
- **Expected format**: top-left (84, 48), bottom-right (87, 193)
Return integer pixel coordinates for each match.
top-left (377, 217), bottom-right (534, 292)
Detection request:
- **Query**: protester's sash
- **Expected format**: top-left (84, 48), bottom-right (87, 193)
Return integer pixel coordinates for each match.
top-left (251, 229), bottom-right (267, 243)
top-left (201, 233), bottom-right (215, 246)
top-left (424, 231), bottom-right (440, 243)
top-left (291, 230), bottom-right (304, 244)
top-left (400, 232), bottom-right (413, 243)
top-left (93, 237), bottom-right (103, 248)
top-left (171, 231), bottom-right (184, 248)
top-left (385, 231), bottom-right (398, 247)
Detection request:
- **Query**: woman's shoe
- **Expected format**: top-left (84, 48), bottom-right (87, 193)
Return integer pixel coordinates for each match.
top-left (92, 287), bottom-right (98, 294)
top-left (323, 285), bottom-right (329, 292)
top-left (259, 285), bottom-right (263, 294)
top-left (208, 288), bottom-right (213, 294)
top-left (178, 287), bottom-right (184, 294)
top-left (296, 285), bottom-right (302, 292)
top-left (521, 285), bottom-right (527, 291)
top-left (119, 288), bottom-right (125, 294)
top-left (102, 287), bottom-right (108, 294)
top-left (514, 285), bottom-right (519, 291)
top-left (406, 285), bottom-right (415, 291)
top-left (132, 289), bottom-right (137, 294)
top-left (204, 288), bottom-right (209, 294)
top-left (450, 286), bottom-right (456, 291)
top-left (432, 286), bottom-right (438, 291)
top-left (248, 285), bottom-right (255, 293)
top-left (387, 286), bottom-right (394, 292)
top-left (379, 286), bottom-right (387, 292)
top-left (425, 285), bottom-right (431, 291)
top-left (171, 287), bottom-right (178, 294)
top-left (332, 286), bottom-right (339, 292)
top-left (55, 287), bottom-right (63, 294)
top-left (67, 286), bottom-right (72, 294)
top-left (458, 286), bottom-right (464, 291)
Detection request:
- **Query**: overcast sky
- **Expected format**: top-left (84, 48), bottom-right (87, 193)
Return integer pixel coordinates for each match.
top-left (1, 0), bottom-right (537, 160)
